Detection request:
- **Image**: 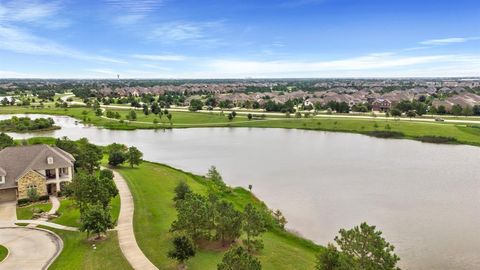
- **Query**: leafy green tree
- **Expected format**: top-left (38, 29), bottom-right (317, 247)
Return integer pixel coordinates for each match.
top-left (27, 187), bottom-right (39, 202)
top-left (189, 99), bottom-right (204, 112)
top-left (108, 150), bottom-right (126, 166)
top-left (390, 108), bottom-right (401, 117)
top-left (437, 105), bottom-right (447, 115)
top-left (0, 133), bottom-right (14, 149)
top-left (69, 172), bottom-right (118, 209)
top-left (128, 109), bottom-right (137, 121)
top-left (217, 246), bottom-right (262, 270)
top-left (174, 181), bottom-right (192, 202)
top-left (247, 113), bottom-right (253, 120)
top-left (242, 204), bottom-right (266, 252)
top-left (451, 104), bottom-right (463, 116)
top-left (406, 110), bottom-right (416, 118)
top-left (80, 203), bottom-right (114, 239)
top-left (167, 113), bottom-right (173, 124)
top-left (215, 201), bottom-right (243, 246)
top-left (171, 193), bottom-right (212, 240)
top-left (126, 146), bottom-right (143, 168)
top-left (168, 235), bottom-right (196, 267)
top-left (76, 138), bottom-right (103, 173)
top-left (334, 222), bottom-right (400, 270)
top-left (315, 243), bottom-right (354, 270)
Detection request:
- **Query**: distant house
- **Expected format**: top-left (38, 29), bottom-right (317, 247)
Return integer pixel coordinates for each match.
top-left (371, 99), bottom-right (392, 112)
top-left (0, 145), bottom-right (75, 202)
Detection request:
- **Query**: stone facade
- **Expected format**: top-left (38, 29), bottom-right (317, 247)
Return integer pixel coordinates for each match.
top-left (17, 170), bottom-right (47, 199)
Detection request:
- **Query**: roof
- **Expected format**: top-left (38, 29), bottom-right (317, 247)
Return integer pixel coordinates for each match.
top-left (0, 145), bottom-right (75, 190)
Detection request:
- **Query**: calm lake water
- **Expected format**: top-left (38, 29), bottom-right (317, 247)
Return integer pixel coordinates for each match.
top-left (3, 114), bottom-right (480, 269)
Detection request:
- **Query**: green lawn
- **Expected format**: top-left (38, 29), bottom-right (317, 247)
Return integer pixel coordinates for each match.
top-left (52, 196), bottom-right (120, 227)
top-left (16, 202), bottom-right (52, 220)
top-left (0, 245), bottom-right (8, 262)
top-left (44, 228), bottom-right (132, 270)
top-left (2, 105), bottom-right (480, 146)
top-left (116, 162), bottom-right (320, 270)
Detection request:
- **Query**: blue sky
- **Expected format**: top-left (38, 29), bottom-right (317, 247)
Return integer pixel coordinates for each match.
top-left (0, 0), bottom-right (479, 78)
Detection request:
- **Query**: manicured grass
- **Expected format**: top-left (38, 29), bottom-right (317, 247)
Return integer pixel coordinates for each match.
top-left (0, 245), bottom-right (8, 262)
top-left (2, 105), bottom-right (480, 146)
top-left (233, 117), bottom-right (480, 146)
top-left (116, 162), bottom-right (320, 270)
top-left (52, 196), bottom-right (120, 227)
top-left (16, 202), bottom-right (52, 220)
top-left (43, 228), bottom-right (132, 270)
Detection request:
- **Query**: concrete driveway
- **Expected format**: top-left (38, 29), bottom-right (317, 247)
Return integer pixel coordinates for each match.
top-left (0, 227), bottom-right (62, 270)
top-left (0, 202), bottom-right (16, 226)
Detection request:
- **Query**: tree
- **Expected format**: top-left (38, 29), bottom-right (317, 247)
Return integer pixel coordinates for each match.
top-left (108, 150), bottom-right (126, 166)
top-left (0, 133), bottom-right (14, 149)
top-left (315, 243), bottom-right (354, 270)
top-left (228, 113), bottom-right (234, 121)
top-left (171, 193), bottom-right (212, 240)
top-left (95, 108), bottom-right (103, 116)
top-left (247, 113), bottom-right (253, 120)
top-left (462, 106), bottom-right (474, 116)
top-left (76, 138), bottom-right (103, 173)
top-left (390, 108), bottom-right (401, 117)
top-left (451, 104), bottom-right (463, 116)
top-left (167, 113), bottom-right (173, 124)
top-left (406, 110), bottom-right (416, 118)
top-left (27, 187), bottom-right (39, 202)
top-left (189, 99), bottom-right (204, 112)
top-left (437, 105), bottom-right (447, 115)
top-left (174, 181), bottom-right (192, 202)
top-left (334, 222), bottom-right (400, 270)
top-left (126, 146), bottom-right (143, 168)
top-left (80, 203), bottom-right (114, 239)
top-left (69, 172), bottom-right (118, 209)
top-left (128, 109), bottom-right (137, 121)
top-left (168, 235), bottom-right (196, 267)
top-left (217, 246), bottom-right (262, 270)
top-left (242, 204), bottom-right (266, 252)
top-left (215, 201), bottom-right (242, 246)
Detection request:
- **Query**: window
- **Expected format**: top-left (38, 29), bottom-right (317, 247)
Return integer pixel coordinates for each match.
top-left (47, 157), bottom-right (54, 164)
top-left (28, 184), bottom-right (37, 191)
top-left (0, 176), bottom-right (4, 184)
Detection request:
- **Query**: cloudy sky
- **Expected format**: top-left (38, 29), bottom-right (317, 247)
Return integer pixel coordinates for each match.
top-left (0, 0), bottom-right (479, 78)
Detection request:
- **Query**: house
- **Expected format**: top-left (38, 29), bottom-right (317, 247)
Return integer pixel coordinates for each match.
top-left (371, 99), bottom-right (392, 112)
top-left (0, 145), bottom-right (75, 202)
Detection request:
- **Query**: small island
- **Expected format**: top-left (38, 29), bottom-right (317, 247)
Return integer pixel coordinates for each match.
top-left (0, 117), bottom-right (59, 132)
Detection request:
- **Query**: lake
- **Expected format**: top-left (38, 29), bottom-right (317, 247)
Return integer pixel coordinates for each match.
top-left (3, 114), bottom-right (480, 269)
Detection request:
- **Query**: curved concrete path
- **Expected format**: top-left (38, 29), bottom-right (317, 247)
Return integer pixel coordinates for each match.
top-left (111, 169), bottom-right (158, 270)
top-left (0, 227), bottom-right (62, 270)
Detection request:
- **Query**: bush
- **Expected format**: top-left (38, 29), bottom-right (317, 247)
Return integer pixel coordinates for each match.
top-left (417, 136), bottom-right (458, 144)
top-left (38, 195), bottom-right (50, 201)
top-left (366, 131), bottom-right (404, 138)
top-left (17, 198), bottom-right (30, 206)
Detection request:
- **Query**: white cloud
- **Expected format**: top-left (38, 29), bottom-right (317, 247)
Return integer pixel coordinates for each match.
top-left (0, 0), bottom-right (70, 28)
top-left (204, 53), bottom-right (455, 77)
top-left (151, 21), bottom-right (223, 43)
top-left (420, 37), bottom-right (479, 46)
top-left (104, 0), bottom-right (164, 14)
top-left (132, 54), bottom-right (186, 61)
top-left (0, 25), bottom-right (125, 64)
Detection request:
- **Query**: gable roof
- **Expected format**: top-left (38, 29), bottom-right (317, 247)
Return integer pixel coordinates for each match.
top-left (0, 144), bottom-right (75, 190)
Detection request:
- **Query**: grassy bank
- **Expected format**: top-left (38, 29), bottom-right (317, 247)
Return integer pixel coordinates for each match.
top-left (0, 245), bottom-right (8, 262)
top-left (2, 105), bottom-right (480, 147)
top-left (43, 228), bottom-right (132, 270)
top-left (114, 161), bottom-right (320, 270)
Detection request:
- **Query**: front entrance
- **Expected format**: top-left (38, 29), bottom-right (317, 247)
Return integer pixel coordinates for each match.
top-left (47, 183), bottom-right (57, 195)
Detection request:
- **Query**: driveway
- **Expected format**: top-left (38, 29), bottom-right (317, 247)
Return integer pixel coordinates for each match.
top-left (0, 202), bottom-right (16, 226)
top-left (0, 227), bottom-right (62, 270)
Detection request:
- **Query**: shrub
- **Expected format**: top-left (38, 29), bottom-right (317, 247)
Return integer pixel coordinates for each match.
top-left (366, 131), bottom-right (404, 138)
top-left (417, 136), bottom-right (457, 144)
top-left (17, 198), bottom-right (30, 206)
